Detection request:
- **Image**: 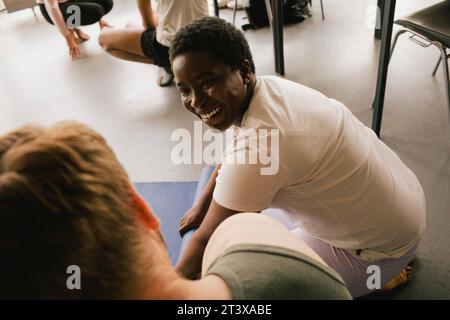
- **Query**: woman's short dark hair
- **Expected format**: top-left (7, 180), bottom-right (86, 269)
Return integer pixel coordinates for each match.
top-left (170, 17), bottom-right (256, 73)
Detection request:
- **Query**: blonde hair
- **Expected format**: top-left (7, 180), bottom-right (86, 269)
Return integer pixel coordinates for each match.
top-left (0, 122), bottom-right (144, 299)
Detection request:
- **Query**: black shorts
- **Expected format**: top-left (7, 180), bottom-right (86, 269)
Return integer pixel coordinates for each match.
top-left (141, 28), bottom-right (171, 70)
top-left (39, 0), bottom-right (113, 26)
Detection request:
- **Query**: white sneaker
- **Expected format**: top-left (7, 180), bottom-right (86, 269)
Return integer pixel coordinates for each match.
top-left (227, 0), bottom-right (245, 10)
top-left (157, 68), bottom-right (174, 87)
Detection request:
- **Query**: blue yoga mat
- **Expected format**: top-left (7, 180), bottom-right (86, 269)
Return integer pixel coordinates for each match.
top-left (134, 181), bottom-right (197, 265)
top-left (135, 166), bottom-right (294, 266)
top-left (134, 166), bottom-right (215, 266)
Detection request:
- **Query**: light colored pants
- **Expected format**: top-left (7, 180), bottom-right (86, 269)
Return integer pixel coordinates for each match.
top-left (291, 228), bottom-right (418, 298)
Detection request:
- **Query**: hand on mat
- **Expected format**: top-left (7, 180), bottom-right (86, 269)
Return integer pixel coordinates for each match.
top-left (178, 205), bottom-right (207, 237)
top-left (65, 31), bottom-right (81, 60)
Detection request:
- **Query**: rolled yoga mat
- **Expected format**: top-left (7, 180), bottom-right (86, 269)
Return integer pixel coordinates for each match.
top-left (176, 165), bottom-right (215, 264)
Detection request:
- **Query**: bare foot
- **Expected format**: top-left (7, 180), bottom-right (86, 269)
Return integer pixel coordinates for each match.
top-left (380, 265), bottom-right (413, 292)
top-left (74, 28), bottom-right (90, 42)
top-left (99, 19), bottom-right (112, 30)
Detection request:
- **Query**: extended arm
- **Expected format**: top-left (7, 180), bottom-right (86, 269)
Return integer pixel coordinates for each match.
top-left (43, 0), bottom-right (81, 59)
top-left (179, 164), bottom-right (221, 236)
top-left (137, 0), bottom-right (157, 29)
top-left (176, 149), bottom-right (279, 278)
top-left (175, 200), bottom-right (241, 279)
top-left (44, 0), bottom-right (70, 37)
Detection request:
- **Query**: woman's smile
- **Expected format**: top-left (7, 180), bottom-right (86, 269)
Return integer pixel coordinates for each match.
top-left (199, 106), bottom-right (223, 125)
top-left (172, 50), bottom-right (254, 131)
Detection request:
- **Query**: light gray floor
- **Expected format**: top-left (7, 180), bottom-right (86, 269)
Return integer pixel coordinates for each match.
top-left (0, 0), bottom-right (449, 299)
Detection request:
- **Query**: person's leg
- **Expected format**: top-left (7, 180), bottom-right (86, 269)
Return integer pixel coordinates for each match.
top-left (59, 2), bottom-right (104, 26)
top-left (98, 29), bottom-right (154, 64)
top-left (152, 37), bottom-right (174, 86)
top-left (158, 67), bottom-right (175, 87)
top-left (40, 1), bottom-right (106, 43)
top-left (39, 2), bottom-right (90, 43)
top-left (62, 2), bottom-right (105, 42)
top-left (39, 4), bottom-right (53, 25)
top-left (40, 1), bottom-right (106, 26)
top-left (92, 0), bottom-right (113, 15)
top-left (70, 0), bottom-right (113, 29)
top-left (73, 28), bottom-right (90, 42)
top-left (98, 19), bottom-right (112, 29)
top-left (291, 228), bottom-right (417, 298)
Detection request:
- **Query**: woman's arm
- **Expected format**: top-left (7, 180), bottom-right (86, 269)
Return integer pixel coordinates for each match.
top-left (44, 0), bottom-right (80, 59)
top-left (178, 164), bottom-right (221, 236)
top-left (44, 0), bottom-right (70, 37)
top-left (137, 0), bottom-right (157, 29)
top-left (175, 200), bottom-right (240, 279)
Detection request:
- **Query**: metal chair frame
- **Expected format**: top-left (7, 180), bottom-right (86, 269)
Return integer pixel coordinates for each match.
top-left (389, 27), bottom-right (450, 125)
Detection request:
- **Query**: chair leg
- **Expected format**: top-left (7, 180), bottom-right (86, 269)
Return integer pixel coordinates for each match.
top-left (232, 0), bottom-right (238, 26)
top-left (437, 45), bottom-right (450, 126)
top-left (213, 0), bottom-right (219, 17)
top-left (433, 52), bottom-right (450, 77)
top-left (370, 29), bottom-right (407, 109)
top-left (389, 29), bottom-right (407, 62)
top-left (308, 0), bottom-right (323, 19)
top-left (432, 56), bottom-right (442, 77)
top-left (320, 0), bottom-right (325, 20)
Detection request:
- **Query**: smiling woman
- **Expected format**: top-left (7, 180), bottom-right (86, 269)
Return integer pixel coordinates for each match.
top-left (170, 17), bottom-right (257, 131)
top-left (170, 17), bottom-right (426, 299)
top-left (172, 51), bottom-right (254, 131)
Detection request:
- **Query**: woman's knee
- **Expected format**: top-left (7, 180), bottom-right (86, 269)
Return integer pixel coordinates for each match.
top-left (98, 31), bottom-right (113, 50)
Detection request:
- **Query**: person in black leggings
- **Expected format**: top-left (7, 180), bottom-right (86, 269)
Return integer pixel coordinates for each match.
top-left (39, 0), bottom-right (113, 60)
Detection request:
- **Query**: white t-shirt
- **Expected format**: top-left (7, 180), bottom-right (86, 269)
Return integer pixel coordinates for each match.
top-left (156, 0), bottom-right (209, 47)
top-left (213, 75), bottom-right (426, 261)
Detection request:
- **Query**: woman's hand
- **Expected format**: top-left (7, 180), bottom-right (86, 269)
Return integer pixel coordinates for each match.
top-left (175, 233), bottom-right (208, 279)
top-left (176, 200), bottom-right (240, 280)
top-left (65, 31), bottom-right (81, 60)
top-left (178, 205), bottom-right (208, 237)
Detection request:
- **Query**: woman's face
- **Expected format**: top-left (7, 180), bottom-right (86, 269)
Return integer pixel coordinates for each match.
top-left (172, 51), bottom-right (252, 131)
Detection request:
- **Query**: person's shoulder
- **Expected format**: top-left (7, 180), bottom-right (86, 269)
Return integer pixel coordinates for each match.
top-left (257, 75), bottom-right (316, 104)
top-left (259, 75), bottom-right (301, 87)
top-left (258, 75), bottom-right (287, 91)
top-left (248, 76), bottom-right (289, 113)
